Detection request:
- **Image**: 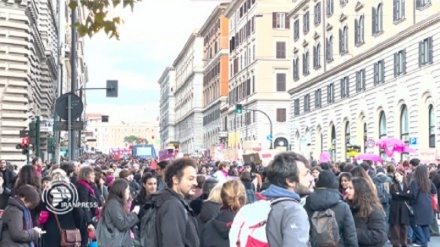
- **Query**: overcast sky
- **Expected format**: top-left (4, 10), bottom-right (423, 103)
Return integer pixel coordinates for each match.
top-left (85, 0), bottom-right (223, 122)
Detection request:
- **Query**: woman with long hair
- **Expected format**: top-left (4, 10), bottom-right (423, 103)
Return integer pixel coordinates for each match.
top-left (389, 166), bottom-right (411, 247)
top-left (201, 180), bottom-right (246, 247)
top-left (350, 166), bottom-right (377, 194)
top-left (97, 179), bottom-right (140, 247)
top-left (346, 177), bottom-right (387, 247)
top-left (338, 172), bottom-right (351, 199)
top-left (198, 182), bottom-right (223, 236)
top-left (409, 165), bottom-right (437, 246)
top-left (13, 165), bottom-right (41, 193)
top-left (131, 172), bottom-right (157, 239)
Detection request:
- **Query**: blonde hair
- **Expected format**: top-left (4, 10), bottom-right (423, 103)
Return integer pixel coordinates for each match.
top-left (206, 182), bottom-right (224, 204)
top-left (50, 168), bottom-right (70, 183)
top-left (221, 180), bottom-right (246, 212)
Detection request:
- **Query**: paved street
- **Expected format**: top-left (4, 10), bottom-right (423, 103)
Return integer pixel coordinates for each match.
top-left (384, 236), bottom-right (440, 246)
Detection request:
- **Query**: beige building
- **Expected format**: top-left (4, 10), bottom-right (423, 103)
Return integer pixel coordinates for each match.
top-left (172, 31), bottom-right (205, 155)
top-left (158, 67), bottom-right (177, 149)
top-left (0, 0), bottom-right (87, 163)
top-left (288, 0), bottom-right (440, 162)
top-left (223, 0), bottom-right (293, 151)
top-left (85, 115), bottom-right (159, 151)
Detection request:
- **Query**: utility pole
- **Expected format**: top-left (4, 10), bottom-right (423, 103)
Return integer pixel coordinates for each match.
top-left (68, 5), bottom-right (78, 161)
top-left (53, 0), bottom-right (64, 164)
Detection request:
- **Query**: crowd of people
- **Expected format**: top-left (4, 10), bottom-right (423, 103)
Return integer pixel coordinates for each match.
top-left (0, 153), bottom-right (438, 247)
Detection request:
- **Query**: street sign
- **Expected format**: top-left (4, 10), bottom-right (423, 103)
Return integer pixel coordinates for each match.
top-left (19, 130), bottom-right (30, 137)
top-left (267, 134), bottom-right (273, 141)
top-left (54, 121), bottom-right (84, 131)
top-left (55, 93), bottom-right (84, 121)
top-left (409, 137), bottom-right (417, 145)
top-left (366, 139), bottom-right (375, 148)
top-left (106, 80), bottom-right (118, 97)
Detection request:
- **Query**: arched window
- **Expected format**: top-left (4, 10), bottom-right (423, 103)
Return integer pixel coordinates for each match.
top-left (363, 122), bottom-right (367, 153)
top-left (331, 125), bottom-right (336, 161)
top-left (345, 122), bottom-right (350, 159)
top-left (379, 111), bottom-right (387, 157)
top-left (377, 4), bottom-right (383, 32)
top-left (400, 105), bottom-right (409, 144)
top-left (343, 26), bottom-right (348, 51)
top-left (429, 104), bottom-right (435, 147)
top-left (359, 15), bottom-right (364, 42)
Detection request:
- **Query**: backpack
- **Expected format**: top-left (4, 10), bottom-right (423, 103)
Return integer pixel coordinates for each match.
top-left (310, 208), bottom-right (340, 247)
top-left (230, 197), bottom-right (298, 247)
top-left (140, 200), bottom-right (158, 247)
top-left (374, 181), bottom-right (390, 205)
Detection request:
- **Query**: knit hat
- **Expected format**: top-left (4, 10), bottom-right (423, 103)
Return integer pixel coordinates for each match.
top-left (376, 167), bottom-right (386, 174)
top-left (315, 170), bottom-right (339, 189)
top-left (105, 175), bottom-right (115, 186)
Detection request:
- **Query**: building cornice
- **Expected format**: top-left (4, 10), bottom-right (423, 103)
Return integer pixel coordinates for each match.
top-left (172, 30), bottom-right (199, 67)
top-left (288, 13), bottom-right (440, 95)
top-left (199, 4), bottom-right (228, 36)
top-left (224, 0), bottom-right (244, 18)
top-left (158, 66), bottom-right (174, 85)
top-left (287, 0), bottom-right (310, 19)
top-left (203, 49), bottom-right (228, 72)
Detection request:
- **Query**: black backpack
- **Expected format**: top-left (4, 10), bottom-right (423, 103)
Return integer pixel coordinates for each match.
top-left (374, 180), bottom-right (390, 205)
top-left (140, 200), bottom-right (158, 247)
top-left (310, 207), bottom-right (340, 247)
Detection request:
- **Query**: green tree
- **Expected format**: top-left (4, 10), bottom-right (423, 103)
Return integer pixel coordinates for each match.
top-left (69, 0), bottom-right (142, 40)
top-left (124, 135), bottom-right (140, 144)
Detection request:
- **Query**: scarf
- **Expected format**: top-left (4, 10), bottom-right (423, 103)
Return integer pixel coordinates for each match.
top-left (78, 179), bottom-right (95, 197)
top-left (14, 196), bottom-right (34, 247)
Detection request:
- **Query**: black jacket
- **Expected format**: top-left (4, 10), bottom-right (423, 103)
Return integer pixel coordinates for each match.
top-left (76, 181), bottom-right (99, 247)
top-left (1, 169), bottom-right (16, 190)
top-left (0, 187), bottom-right (11, 210)
top-left (304, 188), bottom-right (358, 247)
top-left (389, 182), bottom-right (411, 225)
top-left (201, 209), bottom-right (235, 247)
top-left (42, 205), bottom-right (84, 247)
top-left (152, 188), bottom-right (200, 247)
top-left (197, 201), bottom-right (221, 239)
top-left (350, 206), bottom-right (387, 247)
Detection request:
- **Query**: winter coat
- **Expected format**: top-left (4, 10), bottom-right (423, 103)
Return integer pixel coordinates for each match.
top-left (409, 180), bottom-right (437, 225)
top-left (260, 185), bottom-right (310, 247)
top-left (42, 206), bottom-right (84, 247)
top-left (98, 198), bottom-right (139, 247)
top-left (0, 197), bottom-right (40, 247)
top-left (350, 206), bottom-right (387, 247)
top-left (1, 168), bottom-right (16, 190)
top-left (201, 209), bottom-right (236, 247)
top-left (389, 182), bottom-right (411, 225)
top-left (76, 181), bottom-right (99, 247)
top-left (197, 201), bottom-right (222, 239)
top-left (0, 186), bottom-right (11, 210)
top-left (152, 188), bottom-right (200, 247)
top-left (304, 188), bottom-right (358, 247)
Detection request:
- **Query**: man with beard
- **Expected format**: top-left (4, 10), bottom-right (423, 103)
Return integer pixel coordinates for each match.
top-left (152, 158), bottom-right (199, 247)
top-left (231, 152), bottom-right (314, 247)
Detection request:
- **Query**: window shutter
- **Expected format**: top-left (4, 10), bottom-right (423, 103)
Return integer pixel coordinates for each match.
top-left (372, 7), bottom-right (377, 35)
top-left (429, 37), bottom-right (433, 64)
top-left (272, 13), bottom-right (277, 28)
top-left (340, 78), bottom-right (344, 98)
top-left (313, 46), bottom-right (316, 68)
top-left (362, 69), bottom-right (366, 90)
top-left (402, 0), bottom-right (405, 18)
top-left (374, 63), bottom-right (378, 84)
top-left (327, 85), bottom-right (330, 103)
top-left (356, 71), bottom-right (360, 91)
top-left (355, 19), bottom-right (359, 44)
top-left (326, 0), bottom-right (330, 15)
top-left (381, 61), bottom-right (385, 82)
top-left (416, 0), bottom-right (420, 9)
top-left (419, 41), bottom-right (423, 67)
top-left (393, 0), bottom-right (397, 21)
top-left (346, 77), bottom-right (349, 97)
top-left (326, 38), bottom-right (329, 60)
top-left (339, 29), bottom-right (342, 54)
top-left (285, 14), bottom-right (290, 29)
top-left (402, 49), bottom-right (406, 74)
top-left (394, 53), bottom-right (398, 77)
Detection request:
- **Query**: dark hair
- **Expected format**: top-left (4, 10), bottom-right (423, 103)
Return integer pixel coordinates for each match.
top-left (14, 165), bottom-right (41, 192)
top-left (360, 162), bottom-right (370, 171)
top-left (343, 163), bottom-right (355, 173)
top-left (94, 171), bottom-right (104, 185)
top-left (196, 175), bottom-right (206, 189)
top-left (60, 162), bottom-right (75, 176)
top-left (338, 172), bottom-right (352, 193)
top-left (348, 177), bottom-right (383, 218)
top-left (413, 165), bottom-right (431, 193)
top-left (240, 171), bottom-right (252, 182)
top-left (202, 178), bottom-right (219, 195)
top-left (15, 184), bottom-right (40, 209)
top-left (265, 152), bottom-right (309, 188)
top-left (137, 172), bottom-right (157, 204)
top-left (410, 158), bottom-right (420, 167)
top-left (350, 166), bottom-right (377, 193)
top-left (386, 164), bottom-right (396, 174)
top-left (164, 158), bottom-right (197, 188)
top-left (319, 163), bottom-right (330, 170)
top-left (157, 161), bottom-right (169, 170)
top-left (103, 179), bottom-right (129, 215)
top-left (31, 157), bottom-right (41, 166)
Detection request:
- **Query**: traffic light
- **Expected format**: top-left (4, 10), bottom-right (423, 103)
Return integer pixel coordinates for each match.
top-left (235, 104), bottom-right (243, 114)
top-left (47, 137), bottom-right (56, 154)
top-left (29, 121), bottom-right (37, 144)
top-left (16, 137), bottom-right (31, 154)
top-left (106, 80), bottom-right (118, 97)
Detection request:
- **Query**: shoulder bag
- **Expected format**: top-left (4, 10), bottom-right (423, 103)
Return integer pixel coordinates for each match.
top-left (54, 214), bottom-right (81, 247)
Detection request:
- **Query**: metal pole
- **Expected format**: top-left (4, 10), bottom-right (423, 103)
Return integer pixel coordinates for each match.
top-left (250, 109), bottom-right (273, 149)
top-left (36, 116), bottom-right (41, 157)
top-left (53, 0), bottom-right (64, 164)
top-left (68, 4), bottom-right (78, 160)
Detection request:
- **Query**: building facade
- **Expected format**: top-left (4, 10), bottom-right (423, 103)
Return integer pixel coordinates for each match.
top-left (158, 67), bottom-right (177, 149)
top-left (288, 0), bottom-right (439, 162)
top-left (224, 0), bottom-right (293, 151)
top-left (172, 31), bottom-right (204, 155)
top-left (0, 0), bottom-right (58, 162)
top-left (200, 3), bottom-right (230, 156)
